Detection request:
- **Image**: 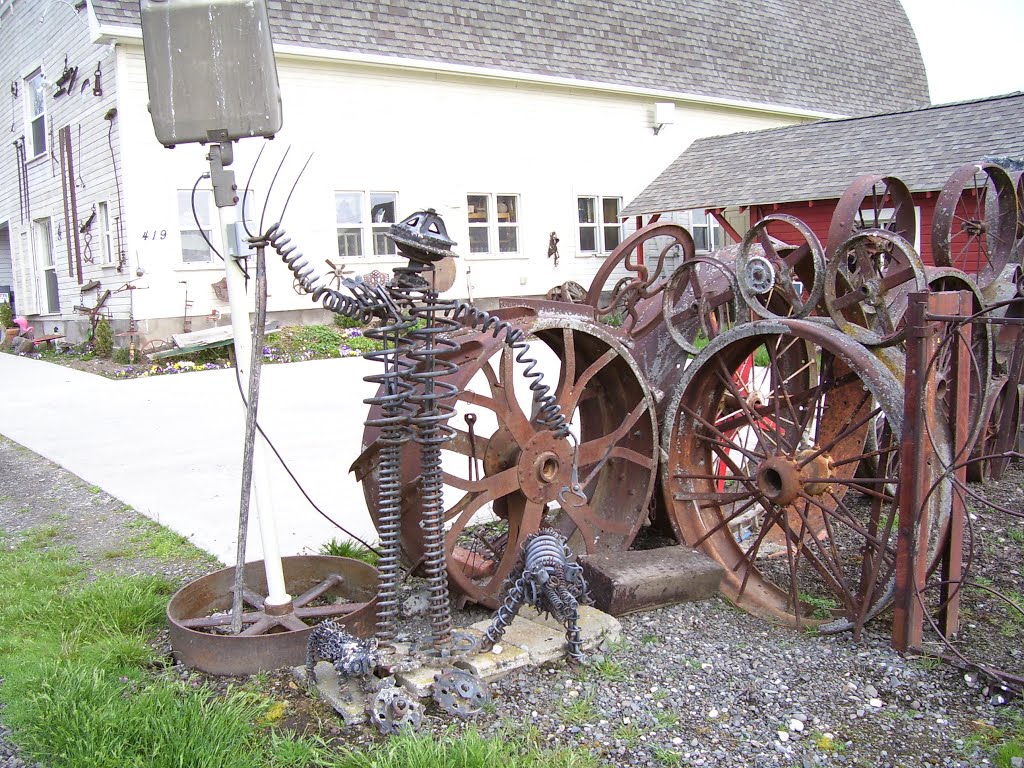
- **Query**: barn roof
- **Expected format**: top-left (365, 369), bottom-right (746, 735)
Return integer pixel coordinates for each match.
top-left (91, 0), bottom-right (928, 117)
top-left (623, 92), bottom-right (1024, 216)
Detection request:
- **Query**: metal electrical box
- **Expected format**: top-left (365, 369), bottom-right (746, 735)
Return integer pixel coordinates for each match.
top-left (140, 0), bottom-right (283, 146)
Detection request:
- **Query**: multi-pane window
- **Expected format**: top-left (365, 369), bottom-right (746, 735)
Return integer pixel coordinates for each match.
top-left (577, 196), bottom-right (622, 253)
top-left (335, 191), bottom-right (398, 258)
top-left (33, 218), bottom-right (59, 314)
top-left (98, 201), bottom-right (115, 266)
top-left (467, 194), bottom-right (519, 255)
top-left (176, 189), bottom-right (253, 263)
top-left (26, 70), bottom-right (46, 158)
top-left (178, 189), bottom-right (214, 263)
top-left (687, 210), bottom-right (725, 253)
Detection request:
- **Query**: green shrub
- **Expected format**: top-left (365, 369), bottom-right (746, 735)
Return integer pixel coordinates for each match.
top-left (112, 347), bottom-right (131, 364)
top-left (320, 537), bottom-right (380, 566)
top-left (94, 318), bottom-right (113, 357)
top-left (0, 301), bottom-right (13, 329)
top-left (334, 314), bottom-right (365, 329)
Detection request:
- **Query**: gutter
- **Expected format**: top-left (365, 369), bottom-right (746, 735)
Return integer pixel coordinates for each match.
top-left (92, 23), bottom-right (844, 123)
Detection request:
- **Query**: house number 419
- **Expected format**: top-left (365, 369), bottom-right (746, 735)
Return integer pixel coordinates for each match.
top-left (141, 230), bottom-right (168, 240)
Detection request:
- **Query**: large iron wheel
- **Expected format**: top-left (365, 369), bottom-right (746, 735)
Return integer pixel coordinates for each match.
top-left (826, 174), bottom-right (917, 257)
top-left (359, 314), bottom-right (658, 608)
top-left (661, 254), bottom-right (746, 355)
top-left (933, 162), bottom-right (1018, 288)
top-left (736, 214), bottom-right (826, 320)
top-left (824, 229), bottom-right (926, 347)
top-left (662, 320), bottom-right (919, 633)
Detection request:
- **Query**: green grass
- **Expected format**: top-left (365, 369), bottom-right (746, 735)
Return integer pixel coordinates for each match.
top-left (1008, 527), bottom-right (1024, 544)
top-left (0, 532), bottom-right (329, 768)
top-left (265, 324), bottom-right (382, 360)
top-left (333, 726), bottom-right (600, 767)
top-left (589, 657), bottom-right (629, 682)
top-left (559, 694), bottom-right (598, 726)
top-left (651, 746), bottom-right (682, 766)
top-left (799, 591), bottom-right (840, 620)
top-left (612, 723), bottom-right (642, 746)
top-left (320, 537), bottom-right (380, 566)
top-left (126, 517), bottom-right (214, 564)
top-left (653, 710), bottom-right (680, 729)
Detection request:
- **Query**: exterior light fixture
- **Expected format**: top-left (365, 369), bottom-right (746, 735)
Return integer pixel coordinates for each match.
top-left (653, 101), bottom-right (676, 135)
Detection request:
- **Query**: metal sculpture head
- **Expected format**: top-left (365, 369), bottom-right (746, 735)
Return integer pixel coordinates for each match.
top-left (388, 209), bottom-right (458, 266)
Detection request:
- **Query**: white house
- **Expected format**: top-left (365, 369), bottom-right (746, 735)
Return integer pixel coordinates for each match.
top-left (0, 0), bottom-right (930, 345)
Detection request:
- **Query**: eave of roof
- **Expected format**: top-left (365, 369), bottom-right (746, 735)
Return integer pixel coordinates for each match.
top-left (623, 92), bottom-right (1024, 216)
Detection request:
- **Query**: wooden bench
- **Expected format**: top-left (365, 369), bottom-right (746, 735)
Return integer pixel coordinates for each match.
top-left (30, 334), bottom-right (65, 348)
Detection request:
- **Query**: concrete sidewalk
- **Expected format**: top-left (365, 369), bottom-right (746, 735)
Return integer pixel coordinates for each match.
top-left (0, 351), bottom-right (380, 564)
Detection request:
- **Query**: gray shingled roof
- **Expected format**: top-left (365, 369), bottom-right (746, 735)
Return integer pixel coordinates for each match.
top-left (92, 1), bottom-right (928, 117)
top-left (622, 92), bottom-right (1024, 216)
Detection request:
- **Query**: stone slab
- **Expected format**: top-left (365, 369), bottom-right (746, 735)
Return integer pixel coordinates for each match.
top-left (469, 614), bottom-right (566, 665)
top-left (394, 664), bottom-right (443, 698)
top-left (291, 662), bottom-right (367, 725)
top-left (454, 640), bottom-right (530, 680)
top-left (580, 545), bottom-right (724, 616)
top-left (519, 605), bottom-right (622, 649)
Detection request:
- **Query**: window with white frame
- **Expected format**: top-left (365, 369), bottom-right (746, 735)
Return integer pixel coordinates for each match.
top-left (466, 193), bottom-right (519, 255)
top-left (176, 189), bottom-right (254, 264)
top-left (98, 201), bottom-right (115, 266)
top-left (577, 196), bottom-right (622, 254)
top-left (33, 217), bottom-right (59, 314)
top-left (335, 191), bottom-right (398, 258)
top-left (687, 209), bottom-right (725, 253)
top-left (25, 70), bottom-right (46, 158)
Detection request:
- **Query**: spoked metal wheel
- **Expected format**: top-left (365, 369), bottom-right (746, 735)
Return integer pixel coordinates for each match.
top-left (825, 174), bottom-right (917, 257)
top-left (736, 214), bottom-right (826, 319)
top-left (662, 320), bottom-right (921, 634)
top-left (661, 254), bottom-right (746, 355)
top-left (359, 313), bottom-right (658, 608)
top-left (932, 162), bottom-right (1018, 288)
top-left (824, 229), bottom-right (926, 347)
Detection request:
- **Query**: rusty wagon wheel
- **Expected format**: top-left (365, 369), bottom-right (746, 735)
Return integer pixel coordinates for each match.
top-left (933, 162), bottom-right (1018, 288)
top-left (661, 254), bottom-right (746, 355)
top-left (736, 214), bottom-right (826, 320)
top-left (662, 319), bottom-right (927, 634)
top-left (825, 174), bottom-right (917, 257)
top-left (359, 313), bottom-right (659, 609)
top-left (824, 229), bottom-right (926, 347)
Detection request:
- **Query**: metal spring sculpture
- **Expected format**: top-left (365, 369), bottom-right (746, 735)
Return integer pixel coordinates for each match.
top-left (482, 529), bottom-right (592, 663)
top-left (270, 210), bottom-right (579, 656)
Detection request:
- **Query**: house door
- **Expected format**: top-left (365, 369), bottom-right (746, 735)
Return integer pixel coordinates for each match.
top-left (32, 218), bottom-right (59, 314)
top-left (0, 224), bottom-right (12, 315)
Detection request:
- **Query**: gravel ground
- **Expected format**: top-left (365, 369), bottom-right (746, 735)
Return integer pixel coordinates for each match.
top-left (1, 434), bottom-right (1021, 767)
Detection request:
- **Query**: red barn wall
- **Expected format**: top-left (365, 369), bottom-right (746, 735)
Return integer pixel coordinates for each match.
top-left (748, 193), bottom-right (940, 266)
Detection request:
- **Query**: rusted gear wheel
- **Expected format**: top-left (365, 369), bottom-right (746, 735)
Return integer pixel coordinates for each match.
top-left (360, 313), bottom-right (658, 609)
top-left (736, 214), bottom-right (826, 320)
top-left (662, 320), bottom-right (940, 633)
top-left (585, 223), bottom-right (694, 333)
top-left (932, 162), bottom-right (1018, 288)
top-left (824, 229), bottom-right (926, 347)
top-left (661, 255), bottom-right (747, 355)
top-left (825, 174), bottom-right (917, 258)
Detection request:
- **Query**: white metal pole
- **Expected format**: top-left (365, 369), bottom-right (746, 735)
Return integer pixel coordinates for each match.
top-left (213, 153), bottom-right (291, 609)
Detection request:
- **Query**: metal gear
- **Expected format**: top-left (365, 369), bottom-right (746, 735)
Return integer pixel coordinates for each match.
top-left (368, 686), bottom-right (423, 734)
top-left (432, 668), bottom-right (491, 718)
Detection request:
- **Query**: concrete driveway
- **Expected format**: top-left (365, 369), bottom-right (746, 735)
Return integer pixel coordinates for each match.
top-left (0, 351), bottom-right (380, 565)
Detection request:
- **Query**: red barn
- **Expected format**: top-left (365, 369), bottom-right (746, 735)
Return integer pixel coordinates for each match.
top-left (623, 92), bottom-right (1024, 278)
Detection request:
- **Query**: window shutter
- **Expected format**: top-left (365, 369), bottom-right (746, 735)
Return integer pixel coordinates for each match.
top-left (11, 226), bottom-right (39, 316)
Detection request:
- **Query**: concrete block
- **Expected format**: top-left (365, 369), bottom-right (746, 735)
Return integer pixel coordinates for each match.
top-left (520, 605), bottom-right (622, 649)
top-left (580, 546), bottom-right (723, 616)
top-left (292, 662), bottom-right (367, 725)
top-left (394, 664), bottom-right (446, 698)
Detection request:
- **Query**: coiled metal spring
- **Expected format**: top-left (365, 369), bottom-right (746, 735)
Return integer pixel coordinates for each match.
top-left (445, 303), bottom-right (570, 439)
top-left (266, 223), bottom-right (382, 323)
top-left (362, 314), bottom-right (417, 643)
top-left (392, 263), bottom-right (462, 652)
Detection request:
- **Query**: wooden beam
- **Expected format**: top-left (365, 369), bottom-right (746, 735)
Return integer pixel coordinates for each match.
top-left (709, 209), bottom-right (742, 244)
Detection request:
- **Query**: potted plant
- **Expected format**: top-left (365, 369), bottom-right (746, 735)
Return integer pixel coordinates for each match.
top-left (0, 302), bottom-right (17, 347)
